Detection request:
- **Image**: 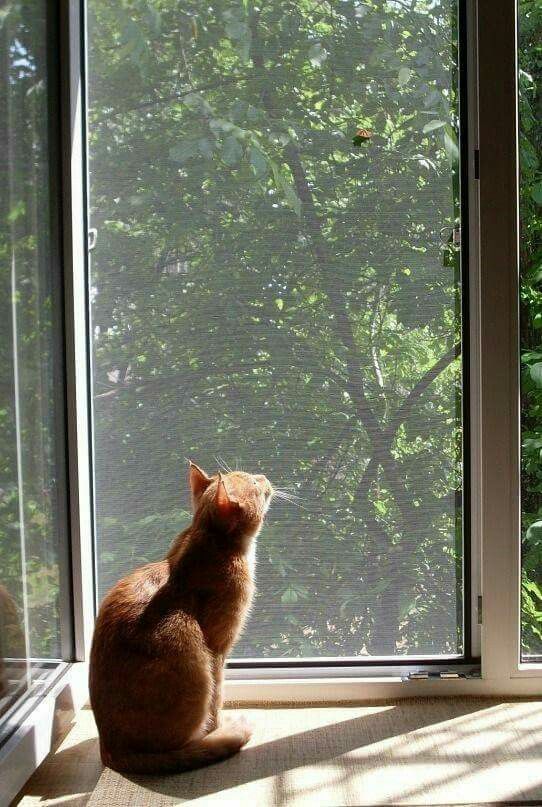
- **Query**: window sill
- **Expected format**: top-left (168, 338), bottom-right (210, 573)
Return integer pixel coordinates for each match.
top-left (0, 661), bottom-right (88, 806)
top-left (224, 669), bottom-right (542, 703)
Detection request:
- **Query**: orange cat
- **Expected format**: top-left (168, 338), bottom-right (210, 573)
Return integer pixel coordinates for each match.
top-left (89, 464), bottom-right (273, 774)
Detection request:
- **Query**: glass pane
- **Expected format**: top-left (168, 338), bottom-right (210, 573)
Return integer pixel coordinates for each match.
top-left (89, 0), bottom-right (464, 659)
top-left (520, 1), bottom-right (542, 663)
top-left (0, 1), bottom-right (70, 740)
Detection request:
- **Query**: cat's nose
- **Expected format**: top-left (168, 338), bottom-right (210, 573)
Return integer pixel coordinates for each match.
top-left (254, 474), bottom-right (272, 495)
top-left (257, 475), bottom-right (273, 498)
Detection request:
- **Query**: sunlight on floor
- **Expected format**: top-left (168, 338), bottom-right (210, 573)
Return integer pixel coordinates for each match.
top-left (16, 699), bottom-right (542, 806)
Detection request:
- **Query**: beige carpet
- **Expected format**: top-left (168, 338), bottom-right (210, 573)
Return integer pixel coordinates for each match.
top-left (87, 699), bottom-right (542, 806)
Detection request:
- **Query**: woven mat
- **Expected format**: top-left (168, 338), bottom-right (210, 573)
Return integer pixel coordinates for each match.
top-left (87, 699), bottom-right (542, 806)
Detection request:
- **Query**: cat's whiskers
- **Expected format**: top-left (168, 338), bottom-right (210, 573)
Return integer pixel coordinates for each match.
top-left (272, 488), bottom-right (306, 509)
top-left (273, 485), bottom-right (302, 500)
top-left (215, 456), bottom-right (234, 474)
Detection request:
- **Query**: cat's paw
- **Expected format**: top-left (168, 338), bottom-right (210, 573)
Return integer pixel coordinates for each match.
top-left (224, 714), bottom-right (252, 746)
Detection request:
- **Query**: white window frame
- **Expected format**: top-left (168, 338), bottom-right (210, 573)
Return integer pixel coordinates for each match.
top-left (1, 0), bottom-right (540, 799)
top-left (0, 2), bottom-right (94, 803)
top-left (226, 0), bottom-right (538, 701)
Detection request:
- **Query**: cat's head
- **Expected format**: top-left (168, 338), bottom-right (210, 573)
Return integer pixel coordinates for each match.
top-left (188, 462), bottom-right (273, 542)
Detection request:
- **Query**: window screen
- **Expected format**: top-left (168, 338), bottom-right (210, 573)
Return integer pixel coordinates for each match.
top-left (0, 0), bottom-right (70, 739)
top-left (88, 0), bottom-right (465, 659)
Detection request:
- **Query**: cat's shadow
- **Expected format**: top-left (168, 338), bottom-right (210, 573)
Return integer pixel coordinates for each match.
top-left (119, 699), bottom-right (516, 802)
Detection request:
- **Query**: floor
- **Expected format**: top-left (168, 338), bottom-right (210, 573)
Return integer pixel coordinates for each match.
top-left (14, 706), bottom-right (102, 807)
top-left (13, 699), bottom-right (542, 807)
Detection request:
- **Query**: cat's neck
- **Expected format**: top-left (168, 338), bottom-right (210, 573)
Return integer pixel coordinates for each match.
top-left (166, 522), bottom-right (255, 573)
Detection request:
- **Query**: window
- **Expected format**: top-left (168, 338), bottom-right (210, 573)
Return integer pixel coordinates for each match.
top-left (0, 0), bottom-right (71, 742)
top-left (4, 0), bottom-right (542, 800)
top-left (88, 0), bottom-right (468, 662)
top-left (519, 0), bottom-right (542, 663)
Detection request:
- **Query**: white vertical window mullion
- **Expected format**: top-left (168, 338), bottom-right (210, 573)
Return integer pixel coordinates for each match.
top-left (477, 0), bottom-right (524, 681)
top-left (59, 0), bottom-right (96, 663)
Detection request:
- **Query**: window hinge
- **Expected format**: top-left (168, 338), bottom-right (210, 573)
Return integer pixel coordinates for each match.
top-left (477, 595), bottom-right (483, 625)
top-left (452, 226), bottom-right (461, 247)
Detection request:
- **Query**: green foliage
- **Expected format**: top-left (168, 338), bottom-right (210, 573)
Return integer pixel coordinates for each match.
top-left (519, 0), bottom-right (542, 658)
top-left (87, 0), bottom-right (465, 658)
top-left (2, 0), bottom-right (539, 663)
top-left (0, 0), bottom-right (64, 661)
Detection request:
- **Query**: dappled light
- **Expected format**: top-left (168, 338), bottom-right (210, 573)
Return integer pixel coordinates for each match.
top-left (86, 700), bottom-right (542, 805)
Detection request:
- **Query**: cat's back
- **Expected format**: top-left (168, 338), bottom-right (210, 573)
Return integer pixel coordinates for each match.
top-left (95, 559), bottom-right (169, 636)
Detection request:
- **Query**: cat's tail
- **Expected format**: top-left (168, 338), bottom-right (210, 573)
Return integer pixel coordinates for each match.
top-left (101, 717), bottom-right (252, 775)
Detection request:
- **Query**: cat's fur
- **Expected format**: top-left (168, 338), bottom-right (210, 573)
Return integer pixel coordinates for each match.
top-left (89, 464), bottom-right (272, 774)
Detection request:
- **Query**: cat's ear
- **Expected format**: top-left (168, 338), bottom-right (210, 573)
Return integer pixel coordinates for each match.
top-left (216, 472), bottom-right (241, 517)
top-left (188, 462), bottom-right (212, 499)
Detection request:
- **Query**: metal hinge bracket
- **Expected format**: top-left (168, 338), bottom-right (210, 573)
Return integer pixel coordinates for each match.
top-left (403, 669), bottom-right (481, 682)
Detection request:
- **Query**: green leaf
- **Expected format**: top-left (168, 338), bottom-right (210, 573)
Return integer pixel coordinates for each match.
top-left (183, 93), bottom-right (212, 114)
top-left (308, 42), bottom-right (328, 67)
top-left (529, 362), bottom-right (542, 387)
top-left (117, 20), bottom-right (146, 62)
top-left (209, 118), bottom-right (236, 133)
top-left (225, 19), bottom-right (249, 41)
top-left (423, 119), bottom-right (446, 133)
top-left (398, 66), bottom-right (412, 86)
top-left (146, 8), bottom-right (161, 35)
top-left (521, 138), bottom-right (539, 172)
top-left (269, 160), bottom-right (302, 216)
top-left (249, 146), bottom-right (268, 177)
top-left (531, 182), bottom-right (542, 205)
top-left (275, 298), bottom-right (284, 311)
top-left (230, 99), bottom-right (247, 121)
top-left (443, 124), bottom-right (459, 165)
top-left (222, 135), bottom-right (243, 166)
top-left (424, 89), bottom-right (442, 108)
top-left (169, 141), bottom-right (199, 164)
top-left (281, 179), bottom-right (302, 216)
top-left (281, 586), bottom-right (298, 603)
top-left (198, 138), bottom-right (214, 159)
top-left (524, 578), bottom-right (542, 600)
top-left (7, 200), bottom-right (25, 223)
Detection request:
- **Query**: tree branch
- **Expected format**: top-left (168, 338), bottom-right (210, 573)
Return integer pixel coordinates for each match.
top-left (384, 342), bottom-right (461, 442)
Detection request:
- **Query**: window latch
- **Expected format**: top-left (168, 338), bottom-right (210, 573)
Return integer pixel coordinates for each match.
top-left (439, 225), bottom-right (461, 248)
top-left (404, 671), bottom-right (464, 681)
top-left (403, 669), bottom-right (481, 682)
top-left (88, 227), bottom-right (98, 252)
top-left (404, 671), bottom-right (462, 681)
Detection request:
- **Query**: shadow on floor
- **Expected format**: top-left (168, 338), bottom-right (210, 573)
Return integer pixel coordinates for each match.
top-left (108, 699), bottom-right (542, 804)
top-left (14, 737), bottom-right (103, 807)
top-left (26, 700), bottom-right (542, 806)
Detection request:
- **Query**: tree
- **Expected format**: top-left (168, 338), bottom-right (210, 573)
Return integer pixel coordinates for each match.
top-left (519, 0), bottom-right (542, 658)
top-left (88, 0), bottom-right (464, 658)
